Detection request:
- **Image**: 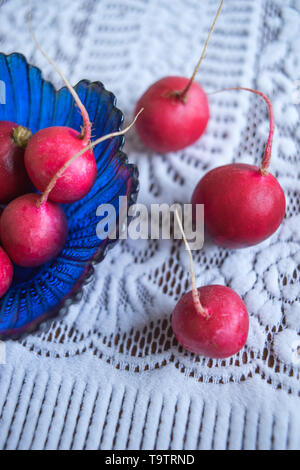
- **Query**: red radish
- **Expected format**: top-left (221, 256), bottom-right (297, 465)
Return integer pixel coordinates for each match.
top-left (24, 28), bottom-right (97, 204)
top-left (0, 194), bottom-right (68, 268)
top-left (0, 112), bottom-right (143, 268)
top-left (37, 109), bottom-right (144, 206)
top-left (135, 0), bottom-right (224, 153)
top-left (0, 121), bottom-right (33, 203)
top-left (0, 247), bottom-right (13, 298)
top-left (172, 285), bottom-right (249, 358)
top-left (192, 87), bottom-right (286, 249)
top-left (0, 247), bottom-right (14, 298)
top-left (172, 211), bottom-right (249, 358)
top-left (25, 126), bottom-right (97, 204)
top-left (135, 77), bottom-right (209, 154)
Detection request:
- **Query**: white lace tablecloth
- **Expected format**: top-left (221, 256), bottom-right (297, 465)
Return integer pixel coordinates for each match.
top-left (0, 0), bottom-right (299, 450)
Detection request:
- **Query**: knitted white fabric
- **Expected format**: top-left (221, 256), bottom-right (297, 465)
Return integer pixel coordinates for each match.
top-left (0, 0), bottom-right (299, 450)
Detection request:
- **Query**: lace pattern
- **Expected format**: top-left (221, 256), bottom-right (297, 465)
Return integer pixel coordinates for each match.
top-left (0, 0), bottom-right (299, 450)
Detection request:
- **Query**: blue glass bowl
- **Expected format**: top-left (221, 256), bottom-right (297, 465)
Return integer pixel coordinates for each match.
top-left (0, 53), bottom-right (139, 338)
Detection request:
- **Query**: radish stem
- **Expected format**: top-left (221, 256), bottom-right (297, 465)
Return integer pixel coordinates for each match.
top-left (209, 87), bottom-right (274, 175)
top-left (27, 14), bottom-right (92, 144)
top-left (175, 209), bottom-right (209, 319)
top-left (12, 126), bottom-right (32, 148)
top-left (178, 0), bottom-right (224, 102)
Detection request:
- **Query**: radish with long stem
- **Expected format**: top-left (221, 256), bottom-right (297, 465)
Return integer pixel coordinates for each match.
top-left (192, 87), bottom-right (286, 249)
top-left (172, 210), bottom-right (249, 358)
top-left (38, 109), bottom-right (143, 207)
top-left (24, 23), bottom-right (97, 204)
top-left (135, 0), bottom-right (224, 153)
